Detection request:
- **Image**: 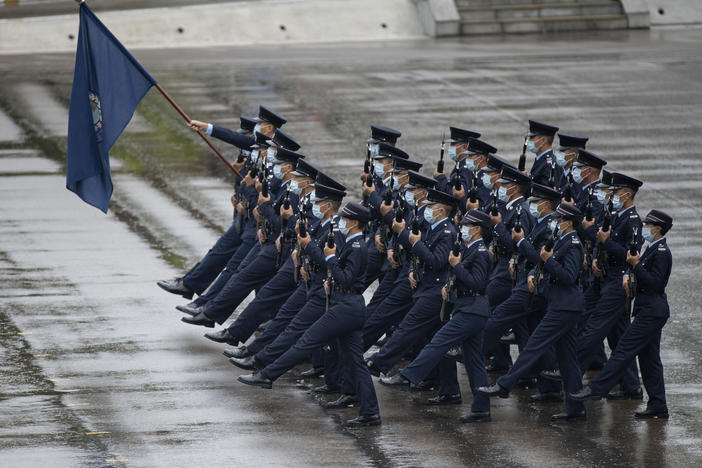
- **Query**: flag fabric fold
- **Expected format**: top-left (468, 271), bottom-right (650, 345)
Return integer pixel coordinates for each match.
top-left (66, 3), bottom-right (156, 212)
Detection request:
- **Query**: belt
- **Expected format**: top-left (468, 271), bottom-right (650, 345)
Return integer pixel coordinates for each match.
top-left (332, 286), bottom-right (363, 294)
top-left (456, 289), bottom-right (485, 298)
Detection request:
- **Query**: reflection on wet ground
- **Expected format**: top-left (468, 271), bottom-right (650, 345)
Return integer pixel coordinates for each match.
top-left (1, 28), bottom-right (702, 466)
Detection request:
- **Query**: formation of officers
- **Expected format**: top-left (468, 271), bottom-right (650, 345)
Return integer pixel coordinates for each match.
top-left (157, 105), bottom-right (674, 427)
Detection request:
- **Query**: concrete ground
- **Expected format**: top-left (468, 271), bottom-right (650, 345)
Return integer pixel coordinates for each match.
top-left (1, 27), bottom-right (702, 467)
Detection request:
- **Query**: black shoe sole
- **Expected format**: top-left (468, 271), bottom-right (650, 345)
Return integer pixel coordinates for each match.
top-left (237, 376), bottom-right (272, 389)
top-left (181, 318), bottom-right (214, 328)
top-left (229, 358), bottom-right (256, 371)
top-left (176, 306), bottom-right (198, 316)
top-left (346, 419), bottom-right (381, 427)
top-left (426, 399), bottom-right (462, 406)
top-left (204, 334), bottom-right (238, 346)
top-left (158, 283), bottom-right (194, 299)
top-left (460, 415), bottom-right (491, 423)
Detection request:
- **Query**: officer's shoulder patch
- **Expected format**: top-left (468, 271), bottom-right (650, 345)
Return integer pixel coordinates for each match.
top-left (478, 246), bottom-right (487, 252)
top-left (444, 230), bottom-right (451, 234)
top-left (658, 245), bottom-right (667, 251)
top-left (571, 237), bottom-right (580, 244)
top-left (352, 241), bottom-right (361, 248)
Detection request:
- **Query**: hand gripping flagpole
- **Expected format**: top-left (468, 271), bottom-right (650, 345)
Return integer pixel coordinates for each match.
top-left (74, 0), bottom-right (243, 181)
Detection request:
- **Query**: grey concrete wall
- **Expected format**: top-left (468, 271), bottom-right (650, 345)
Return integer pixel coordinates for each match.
top-left (644, 0), bottom-right (702, 25)
top-left (0, 0), bottom-right (426, 55)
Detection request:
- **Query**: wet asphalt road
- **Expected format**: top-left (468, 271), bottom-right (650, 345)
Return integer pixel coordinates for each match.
top-left (1, 27), bottom-right (702, 467)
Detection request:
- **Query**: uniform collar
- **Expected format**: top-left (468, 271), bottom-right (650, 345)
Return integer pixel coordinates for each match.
top-left (345, 232), bottom-right (363, 243)
top-left (431, 217), bottom-right (448, 230)
top-left (646, 237), bottom-right (665, 249)
top-left (617, 205), bottom-right (634, 217)
top-left (535, 148), bottom-right (551, 161)
top-left (506, 196), bottom-right (524, 210)
top-left (465, 238), bottom-right (481, 250)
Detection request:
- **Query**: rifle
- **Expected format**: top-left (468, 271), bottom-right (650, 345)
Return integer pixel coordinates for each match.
top-left (295, 195), bottom-right (312, 289)
top-left (594, 197), bottom-right (613, 293)
top-left (526, 223), bottom-right (558, 311)
top-left (489, 191), bottom-right (501, 266)
top-left (564, 172), bottom-right (575, 203)
top-left (548, 159), bottom-right (556, 189)
top-left (364, 143), bottom-right (372, 176)
top-left (452, 160), bottom-right (462, 193)
top-left (468, 168), bottom-right (478, 205)
top-left (391, 192), bottom-right (405, 278)
top-left (518, 135), bottom-right (527, 172)
top-left (276, 184), bottom-right (291, 267)
top-left (325, 220), bottom-right (335, 312)
top-left (511, 205), bottom-right (522, 289)
top-left (365, 156), bottom-right (375, 189)
top-left (626, 227), bottom-right (638, 316)
top-left (440, 231), bottom-right (462, 322)
top-left (582, 187), bottom-right (594, 290)
top-left (409, 204), bottom-right (421, 288)
top-left (379, 175), bottom-right (394, 246)
top-left (437, 132), bottom-right (446, 174)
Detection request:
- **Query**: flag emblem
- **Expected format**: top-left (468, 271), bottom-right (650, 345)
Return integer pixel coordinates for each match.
top-left (88, 92), bottom-right (103, 135)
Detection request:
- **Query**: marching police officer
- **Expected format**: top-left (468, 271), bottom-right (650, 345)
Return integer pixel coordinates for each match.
top-left (238, 202), bottom-right (381, 427)
top-left (571, 210), bottom-right (673, 419)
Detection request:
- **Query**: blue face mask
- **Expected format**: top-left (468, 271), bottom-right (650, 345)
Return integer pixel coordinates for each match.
top-left (554, 150), bottom-right (566, 167)
top-left (369, 143), bottom-right (379, 157)
top-left (464, 158), bottom-right (476, 171)
top-left (253, 123), bottom-right (262, 135)
top-left (497, 186), bottom-right (510, 203)
top-left (448, 145), bottom-right (458, 161)
top-left (251, 149), bottom-right (260, 160)
top-left (338, 218), bottom-right (350, 236)
top-left (527, 139), bottom-right (539, 154)
top-left (642, 226), bottom-right (654, 242)
top-left (273, 164), bottom-right (284, 180)
top-left (266, 147), bottom-right (276, 163)
top-left (392, 175), bottom-right (401, 187)
top-left (423, 206), bottom-right (435, 224)
top-left (313, 203), bottom-right (325, 220)
top-left (572, 166), bottom-right (583, 184)
top-left (374, 161), bottom-right (386, 178)
top-left (405, 190), bottom-right (415, 207)
top-left (612, 194), bottom-right (623, 210)
top-left (460, 225), bottom-right (472, 240)
top-left (548, 219), bottom-right (558, 232)
top-left (596, 189), bottom-right (607, 204)
top-left (529, 202), bottom-right (541, 219)
top-left (557, 225), bottom-right (566, 237)
top-left (290, 180), bottom-right (302, 196)
top-left (481, 173), bottom-right (493, 189)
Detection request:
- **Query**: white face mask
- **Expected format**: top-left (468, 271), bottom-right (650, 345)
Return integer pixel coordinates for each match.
top-left (290, 179), bottom-right (302, 196)
top-left (596, 189), bottom-right (607, 203)
top-left (253, 123), bottom-right (262, 135)
top-left (448, 145), bottom-right (458, 161)
top-left (312, 203), bottom-right (324, 220)
top-left (572, 166), bottom-right (583, 184)
top-left (481, 173), bottom-right (493, 189)
top-left (642, 226), bottom-right (655, 242)
top-left (612, 194), bottom-right (623, 210)
top-left (529, 202), bottom-right (541, 219)
top-left (423, 206), bottom-right (435, 224)
top-left (527, 139), bottom-right (539, 154)
top-left (273, 164), bottom-right (284, 180)
top-left (548, 219), bottom-right (558, 232)
top-left (374, 161), bottom-right (386, 178)
top-left (498, 186), bottom-right (510, 203)
top-left (554, 150), bottom-right (566, 167)
top-left (460, 225), bottom-right (472, 239)
top-left (338, 218), bottom-right (351, 236)
top-left (405, 190), bottom-right (416, 207)
top-left (267, 147), bottom-right (276, 163)
top-left (464, 158), bottom-right (476, 171)
top-left (251, 149), bottom-right (260, 159)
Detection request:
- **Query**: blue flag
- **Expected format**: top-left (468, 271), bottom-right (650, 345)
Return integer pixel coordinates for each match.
top-left (67, 3), bottom-right (156, 212)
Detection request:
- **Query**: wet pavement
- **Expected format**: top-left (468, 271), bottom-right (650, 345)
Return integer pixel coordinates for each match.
top-left (1, 27), bottom-right (702, 467)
